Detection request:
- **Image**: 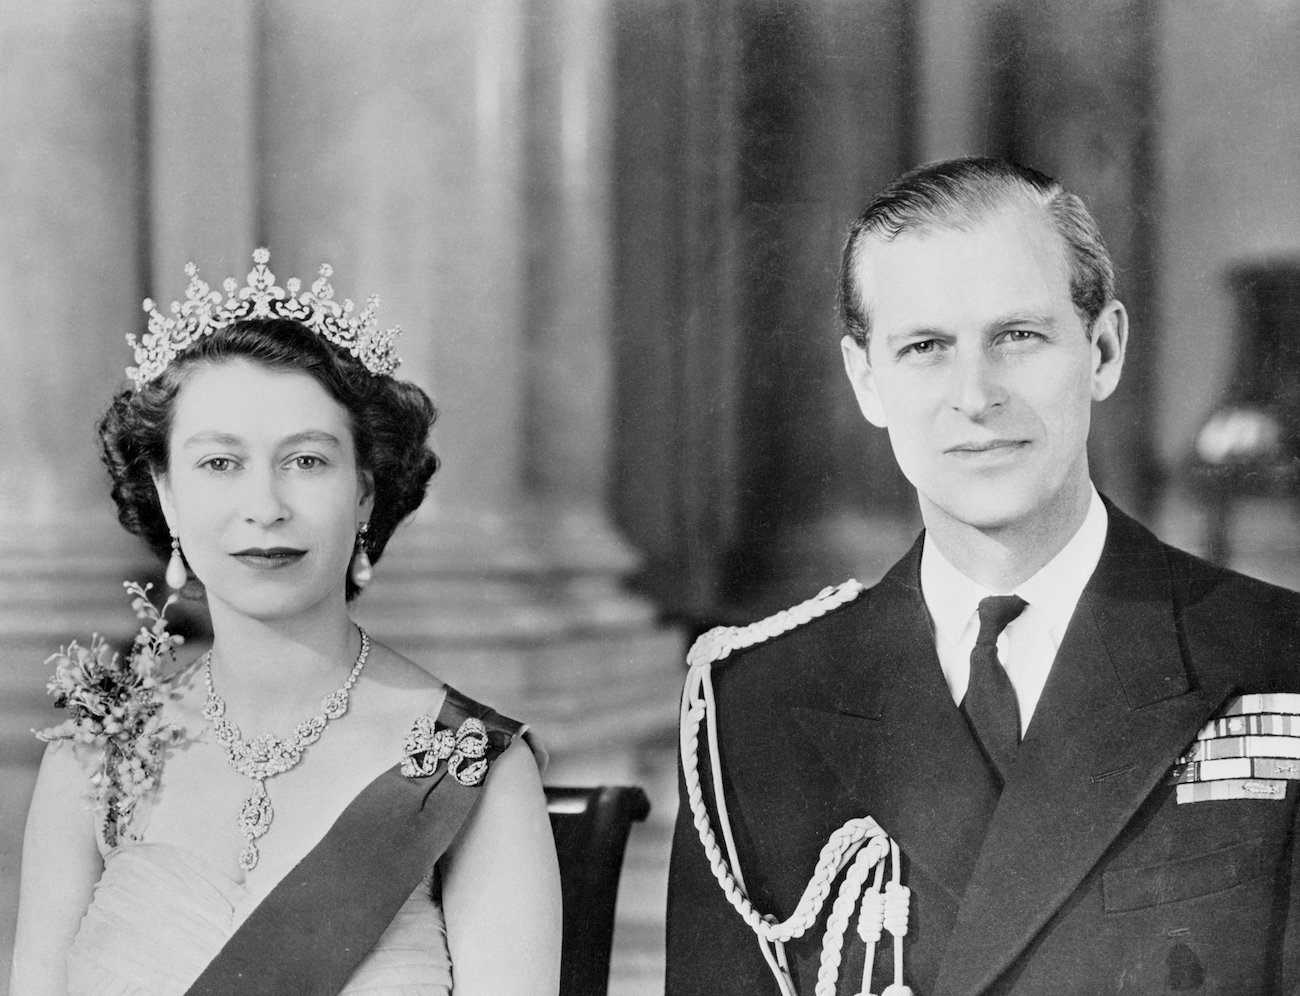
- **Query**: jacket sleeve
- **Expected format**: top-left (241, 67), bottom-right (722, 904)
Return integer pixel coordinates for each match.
top-left (1277, 792), bottom-right (1300, 995)
top-left (665, 752), bottom-right (786, 996)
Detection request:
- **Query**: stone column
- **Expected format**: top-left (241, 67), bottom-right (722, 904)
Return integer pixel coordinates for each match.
top-left (915, 0), bottom-right (993, 162)
top-left (524, 0), bottom-right (636, 568)
top-left (988, 0), bottom-right (1161, 517)
top-left (0, 5), bottom-right (156, 742)
top-left (723, 1), bottom-right (918, 616)
top-left (254, 0), bottom-right (680, 777)
top-left (0, 0), bottom-right (157, 974)
top-left (147, 0), bottom-right (258, 279)
top-left (0, 4), bottom-right (147, 534)
top-left (608, 0), bottom-right (746, 623)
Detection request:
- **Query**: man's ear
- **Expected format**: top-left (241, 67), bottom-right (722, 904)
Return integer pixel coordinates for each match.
top-left (152, 470), bottom-right (177, 533)
top-left (841, 335), bottom-right (888, 428)
top-left (1089, 299), bottom-right (1128, 402)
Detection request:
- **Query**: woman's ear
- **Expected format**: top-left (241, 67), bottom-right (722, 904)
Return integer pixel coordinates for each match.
top-left (358, 469), bottom-right (375, 523)
top-left (151, 470), bottom-right (177, 533)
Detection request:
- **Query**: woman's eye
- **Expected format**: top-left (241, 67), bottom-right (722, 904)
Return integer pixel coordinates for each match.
top-left (199, 457), bottom-right (235, 473)
top-left (292, 455), bottom-right (325, 471)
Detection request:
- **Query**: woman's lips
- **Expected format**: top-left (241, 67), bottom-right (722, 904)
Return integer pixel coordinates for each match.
top-left (230, 547), bottom-right (307, 570)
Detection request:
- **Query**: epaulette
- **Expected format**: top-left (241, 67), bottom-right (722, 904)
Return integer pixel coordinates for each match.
top-left (686, 578), bottom-right (866, 669)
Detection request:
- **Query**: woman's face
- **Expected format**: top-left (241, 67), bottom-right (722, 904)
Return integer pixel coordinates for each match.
top-left (154, 358), bottom-right (373, 623)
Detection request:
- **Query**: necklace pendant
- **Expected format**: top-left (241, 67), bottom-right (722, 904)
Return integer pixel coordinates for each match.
top-left (203, 629), bottom-right (371, 873)
top-left (237, 780), bottom-right (274, 842)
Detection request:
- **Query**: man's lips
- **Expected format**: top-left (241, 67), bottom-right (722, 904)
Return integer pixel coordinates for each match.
top-left (945, 439), bottom-right (1028, 454)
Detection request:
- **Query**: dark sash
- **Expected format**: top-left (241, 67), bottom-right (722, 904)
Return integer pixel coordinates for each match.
top-left (185, 686), bottom-right (524, 996)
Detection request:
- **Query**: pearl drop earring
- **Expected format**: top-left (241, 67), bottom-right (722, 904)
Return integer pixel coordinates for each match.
top-left (350, 522), bottom-right (373, 589)
top-left (166, 533), bottom-right (187, 590)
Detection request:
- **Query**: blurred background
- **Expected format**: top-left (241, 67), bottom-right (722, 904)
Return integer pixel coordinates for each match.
top-left (3, 2), bottom-right (1299, 992)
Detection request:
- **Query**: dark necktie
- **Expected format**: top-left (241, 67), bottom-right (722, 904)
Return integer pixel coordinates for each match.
top-left (962, 594), bottom-right (1028, 784)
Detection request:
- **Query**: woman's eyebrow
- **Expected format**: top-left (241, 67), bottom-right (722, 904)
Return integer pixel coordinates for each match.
top-left (281, 430), bottom-right (343, 449)
top-left (180, 430), bottom-right (343, 449)
top-left (181, 431), bottom-right (243, 448)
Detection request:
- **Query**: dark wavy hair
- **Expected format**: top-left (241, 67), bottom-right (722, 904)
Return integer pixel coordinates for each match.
top-left (838, 157), bottom-right (1115, 348)
top-left (98, 318), bottom-right (439, 601)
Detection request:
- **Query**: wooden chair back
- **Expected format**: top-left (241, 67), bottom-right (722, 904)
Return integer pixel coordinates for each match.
top-left (546, 785), bottom-right (652, 996)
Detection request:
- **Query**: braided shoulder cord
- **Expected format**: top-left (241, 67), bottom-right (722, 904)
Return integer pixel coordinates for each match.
top-left (815, 840), bottom-right (882, 996)
top-left (684, 579), bottom-right (867, 670)
top-left (679, 580), bottom-right (914, 996)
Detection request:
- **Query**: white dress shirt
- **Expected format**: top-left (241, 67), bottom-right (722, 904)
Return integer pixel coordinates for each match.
top-left (920, 488), bottom-right (1108, 736)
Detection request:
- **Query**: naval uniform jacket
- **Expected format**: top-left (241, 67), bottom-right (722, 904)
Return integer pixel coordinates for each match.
top-left (666, 504), bottom-right (1300, 995)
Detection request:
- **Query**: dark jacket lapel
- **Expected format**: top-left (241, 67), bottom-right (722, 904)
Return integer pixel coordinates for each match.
top-left (932, 507), bottom-right (1238, 996)
top-left (792, 538), bottom-right (1001, 906)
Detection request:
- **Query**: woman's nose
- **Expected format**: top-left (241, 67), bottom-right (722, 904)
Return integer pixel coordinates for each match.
top-left (240, 468), bottom-right (290, 525)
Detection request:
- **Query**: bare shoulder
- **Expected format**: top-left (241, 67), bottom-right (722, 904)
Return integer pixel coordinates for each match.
top-left (485, 737), bottom-right (546, 797)
top-left (445, 738), bottom-right (553, 893)
top-left (13, 742), bottom-right (104, 996)
top-left (358, 637), bottom-right (448, 717)
top-left (441, 730), bottom-right (560, 995)
top-left (37, 735), bottom-right (88, 782)
top-left (30, 737), bottom-right (99, 829)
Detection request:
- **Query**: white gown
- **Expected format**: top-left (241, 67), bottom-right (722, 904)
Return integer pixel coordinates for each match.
top-left (65, 754), bottom-right (454, 995)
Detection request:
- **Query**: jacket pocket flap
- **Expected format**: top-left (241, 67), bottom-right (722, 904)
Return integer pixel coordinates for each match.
top-left (1103, 837), bottom-right (1264, 912)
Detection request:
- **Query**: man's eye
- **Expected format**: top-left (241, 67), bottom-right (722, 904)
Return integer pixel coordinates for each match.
top-left (1003, 329), bottom-right (1039, 342)
top-left (902, 339), bottom-right (940, 357)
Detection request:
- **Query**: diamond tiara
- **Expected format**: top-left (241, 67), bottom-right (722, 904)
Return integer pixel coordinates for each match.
top-left (126, 248), bottom-right (401, 390)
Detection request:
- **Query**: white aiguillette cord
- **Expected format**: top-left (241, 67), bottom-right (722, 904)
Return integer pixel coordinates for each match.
top-left (679, 580), bottom-right (913, 996)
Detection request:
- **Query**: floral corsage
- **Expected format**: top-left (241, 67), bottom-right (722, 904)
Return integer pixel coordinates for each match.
top-left (36, 581), bottom-right (184, 846)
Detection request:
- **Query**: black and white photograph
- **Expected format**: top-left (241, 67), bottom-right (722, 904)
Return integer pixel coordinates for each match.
top-left (2, 3), bottom-right (1299, 995)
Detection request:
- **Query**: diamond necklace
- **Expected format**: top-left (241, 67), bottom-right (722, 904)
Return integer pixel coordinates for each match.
top-left (200, 627), bottom-right (371, 872)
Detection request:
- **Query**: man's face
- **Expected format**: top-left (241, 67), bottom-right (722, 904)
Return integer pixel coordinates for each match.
top-left (841, 202), bottom-right (1126, 540)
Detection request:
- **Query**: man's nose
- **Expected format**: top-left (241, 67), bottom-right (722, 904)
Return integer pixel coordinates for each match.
top-left (948, 348), bottom-right (1007, 417)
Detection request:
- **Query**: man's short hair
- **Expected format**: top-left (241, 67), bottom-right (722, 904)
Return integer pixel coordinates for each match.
top-left (838, 157), bottom-right (1115, 347)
